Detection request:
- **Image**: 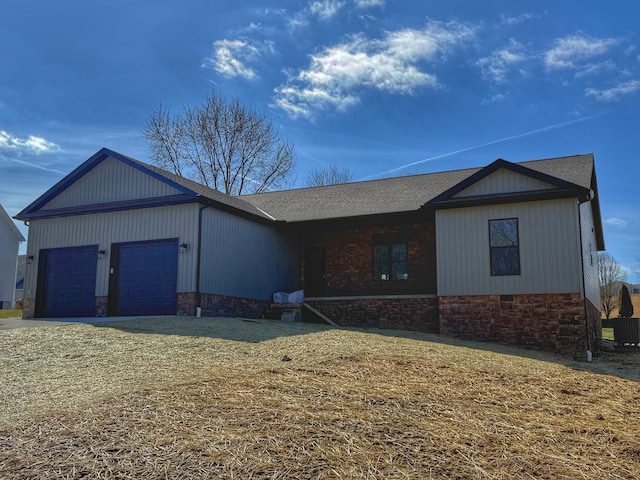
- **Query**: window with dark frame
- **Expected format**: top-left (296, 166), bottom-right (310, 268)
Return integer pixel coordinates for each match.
top-left (489, 218), bottom-right (520, 276)
top-left (372, 242), bottom-right (408, 281)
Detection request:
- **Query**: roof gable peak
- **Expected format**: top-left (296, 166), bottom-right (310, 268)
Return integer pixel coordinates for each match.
top-left (0, 204), bottom-right (25, 241)
top-left (426, 157), bottom-right (589, 207)
top-left (15, 148), bottom-right (199, 220)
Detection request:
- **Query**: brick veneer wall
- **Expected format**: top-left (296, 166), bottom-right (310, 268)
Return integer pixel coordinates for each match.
top-left (22, 298), bottom-right (34, 318)
top-left (305, 296), bottom-right (439, 332)
top-left (176, 292), bottom-right (196, 316)
top-left (95, 296), bottom-right (108, 317)
top-left (24, 293), bottom-right (269, 319)
top-left (23, 297), bottom-right (105, 318)
top-left (439, 293), bottom-right (601, 356)
top-left (302, 221), bottom-right (436, 296)
top-left (177, 292), bottom-right (270, 319)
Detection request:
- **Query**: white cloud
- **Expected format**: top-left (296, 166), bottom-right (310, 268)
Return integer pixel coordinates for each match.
top-left (573, 59), bottom-right (616, 78)
top-left (480, 93), bottom-right (507, 105)
top-left (0, 130), bottom-right (60, 154)
top-left (309, 0), bottom-right (344, 20)
top-left (544, 34), bottom-right (617, 71)
top-left (287, 13), bottom-right (309, 30)
top-left (354, 0), bottom-right (384, 7)
top-left (274, 20), bottom-right (475, 118)
top-left (499, 13), bottom-right (538, 26)
top-left (476, 39), bottom-right (526, 83)
top-left (604, 217), bottom-right (629, 228)
top-left (585, 79), bottom-right (640, 101)
top-left (204, 39), bottom-right (271, 80)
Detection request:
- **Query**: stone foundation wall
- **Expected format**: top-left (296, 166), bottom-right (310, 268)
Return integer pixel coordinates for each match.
top-left (179, 292), bottom-right (270, 319)
top-left (305, 296), bottom-right (439, 333)
top-left (23, 293), bottom-right (269, 319)
top-left (177, 292), bottom-right (197, 316)
top-left (95, 296), bottom-right (108, 317)
top-left (22, 298), bottom-right (35, 318)
top-left (439, 293), bottom-right (600, 356)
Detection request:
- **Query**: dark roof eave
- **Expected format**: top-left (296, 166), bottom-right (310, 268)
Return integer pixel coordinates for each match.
top-left (14, 194), bottom-right (200, 221)
top-left (424, 188), bottom-right (589, 210)
top-left (588, 169), bottom-right (605, 251)
top-left (275, 210), bottom-right (433, 232)
top-left (198, 196), bottom-right (276, 225)
top-left (15, 193), bottom-right (278, 226)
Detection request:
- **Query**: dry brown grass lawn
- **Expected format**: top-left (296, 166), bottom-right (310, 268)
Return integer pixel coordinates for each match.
top-left (1, 317), bottom-right (639, 479)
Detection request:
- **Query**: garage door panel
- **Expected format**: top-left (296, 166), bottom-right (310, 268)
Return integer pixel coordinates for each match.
top-left (39, 245), bottom-right (98, 318)
top-left (114, 239), bottom-right (178, 316)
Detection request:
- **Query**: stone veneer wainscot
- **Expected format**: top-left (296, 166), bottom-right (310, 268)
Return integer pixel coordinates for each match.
top-left (305, 295), bottom-right (439, 333)
top-left (439, 293), bottom-right (600, 356)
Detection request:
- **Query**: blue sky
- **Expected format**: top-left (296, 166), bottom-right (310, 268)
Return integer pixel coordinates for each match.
top-left (1, 0), bottom-right (639, 274)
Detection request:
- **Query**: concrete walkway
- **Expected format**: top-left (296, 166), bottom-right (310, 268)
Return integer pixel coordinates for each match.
top-left (0, 316), bottom-right (153, 330)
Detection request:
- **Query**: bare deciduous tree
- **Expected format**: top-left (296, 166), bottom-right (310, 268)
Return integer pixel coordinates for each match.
top-left (306, 164), bottom-right (354, 187)
top-left (598, 252), bottom-right (626, 320)
top-left (144, 91), bottom-right (295, 195)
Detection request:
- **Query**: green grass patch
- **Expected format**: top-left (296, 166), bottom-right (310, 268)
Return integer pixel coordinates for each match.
top-left (0, 309), bottom-right (21, 319)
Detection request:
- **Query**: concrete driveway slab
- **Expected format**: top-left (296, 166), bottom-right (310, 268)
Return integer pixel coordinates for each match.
top-left (0, 316), bottom-right (156, 330)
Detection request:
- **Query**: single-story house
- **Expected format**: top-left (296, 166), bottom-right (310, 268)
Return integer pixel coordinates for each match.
top-left (0, 204), bottom-right (25, 309)
top-left (15, 148), bottom-right (603, 356)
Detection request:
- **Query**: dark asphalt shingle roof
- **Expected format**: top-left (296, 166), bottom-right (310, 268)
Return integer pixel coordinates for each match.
top-left (121, 153), bottom-right (276, 220)
top-left (240, 154), bottom-right (595, 222)
top-left (15, 149), bottom-right (596, 226)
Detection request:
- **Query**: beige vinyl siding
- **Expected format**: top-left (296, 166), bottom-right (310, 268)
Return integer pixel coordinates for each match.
top-left (24, 204), bottom-right (199, 299)
top-left (453, 168), bottom-right (555, 198)
top-left (200, 208), bottom-right (299, 300)
top-left (42, 157), bottom-right (181, 210)
top-left (580, 200), bottom-right (600, 308)
top-left (436, 198), bottom-right (583, 296)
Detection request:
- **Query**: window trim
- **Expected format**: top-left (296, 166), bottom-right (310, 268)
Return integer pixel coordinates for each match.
top-left (489, 217), bottom-right (521, 276)
top-left (371, 240), bottom-right (408, 282)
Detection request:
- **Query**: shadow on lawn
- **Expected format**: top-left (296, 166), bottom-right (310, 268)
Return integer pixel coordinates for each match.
top-left (96, 316), bottom-right (640, 383)
top-left (370, 327), bottom-right (640, 383)
top-left (93, 315), bottom-right (335, 343)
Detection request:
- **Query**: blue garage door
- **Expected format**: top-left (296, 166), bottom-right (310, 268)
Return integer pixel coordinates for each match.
top-left (115, 239), bottom-right (178, 316)
top-left (40, 245), bottom-right (98, 317)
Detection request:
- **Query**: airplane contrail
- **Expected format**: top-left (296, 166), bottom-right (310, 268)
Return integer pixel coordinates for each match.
top-left (361, 111), bottom-right (610, 180)
top-left (3, 156), bottom-right (66, 175)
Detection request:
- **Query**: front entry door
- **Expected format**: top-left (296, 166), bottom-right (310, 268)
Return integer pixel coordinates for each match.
top-left (304, 247), bottom-right (326, 296)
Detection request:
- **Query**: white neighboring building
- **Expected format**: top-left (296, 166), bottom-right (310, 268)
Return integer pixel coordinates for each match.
top-left (15, 255), bottom-right (26, 303)
top-left (0, 204), bottom-right (25, 309)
